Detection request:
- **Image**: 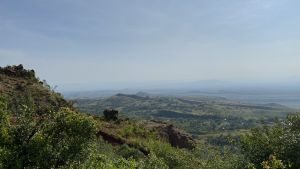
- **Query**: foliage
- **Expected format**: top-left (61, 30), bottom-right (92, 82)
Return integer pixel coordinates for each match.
top-left (261, 154), bottom-right (287, 169)
top-left (117, 144), bottom-right (145, 159)
top-left (241, 114), bottom-right (300, 169)
top-left (103, 109), bottom-right (119, 121)
top-left (0, 96), bottom-right (96, 169)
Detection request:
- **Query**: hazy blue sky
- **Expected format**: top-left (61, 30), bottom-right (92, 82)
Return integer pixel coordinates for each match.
top-left (1, 0), bottom-right (300, 90)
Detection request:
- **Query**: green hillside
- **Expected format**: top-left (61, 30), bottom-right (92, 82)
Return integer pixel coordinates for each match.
top-left (0, 65), bottom-right (299, 169)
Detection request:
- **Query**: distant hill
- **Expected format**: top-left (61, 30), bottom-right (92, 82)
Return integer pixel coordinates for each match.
top-left (74, 93), bottom-right (296, 137)
top-left (135, 91), bottom-right (151, 98)
top-left (75, 93), bottom-right (294, 118)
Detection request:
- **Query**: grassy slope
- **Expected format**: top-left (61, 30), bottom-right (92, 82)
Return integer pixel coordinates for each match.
top-left (0, 65), bottom-right (70, 110)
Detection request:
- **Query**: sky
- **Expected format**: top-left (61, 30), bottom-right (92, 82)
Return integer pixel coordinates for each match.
top-left (1, 0), bottom-right (300, 90)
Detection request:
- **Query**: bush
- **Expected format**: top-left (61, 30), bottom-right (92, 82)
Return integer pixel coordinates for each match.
top-left (103, 109), bottom-right (118, 121)
top-left (241, 114), bottom-right (300, 169)
top-left (117, 144), bottom-right (145, 159)
top-left (0, 96), bottom-right (97, 168)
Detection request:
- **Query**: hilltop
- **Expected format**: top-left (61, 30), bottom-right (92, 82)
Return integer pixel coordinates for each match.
top-left (0, 64), bottom-right (70, 110)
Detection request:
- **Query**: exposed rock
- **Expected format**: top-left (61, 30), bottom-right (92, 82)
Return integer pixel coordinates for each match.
top-left (165, 124), bottom-right (196, 149)
top-left (145, 120), bottom-right (196, 149)
top-left (103, 109), bottom-right (119, 121)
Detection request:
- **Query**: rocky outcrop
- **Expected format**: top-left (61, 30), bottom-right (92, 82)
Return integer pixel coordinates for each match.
top-left (145, 120), bottom-right (196, 149)
top-left (165, 124), bottom-right (196, 149)
top-left (0, 64), bottom-right (35, 79)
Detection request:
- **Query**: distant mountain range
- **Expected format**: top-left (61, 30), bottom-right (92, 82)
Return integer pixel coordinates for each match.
top-left (63, 81), bottom-right (300, 108)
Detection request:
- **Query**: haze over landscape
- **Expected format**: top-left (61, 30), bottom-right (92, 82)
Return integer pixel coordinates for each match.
top-left (1, 0), bottom-right (300, 91)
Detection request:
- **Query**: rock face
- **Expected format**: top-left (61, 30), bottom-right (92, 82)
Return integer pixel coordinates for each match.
top-left (165, 124), bottom-right (196, 150)
top-left (103, 109), bottom-right (119, 121)
top-left (145, 121), bottom-right (196, 149)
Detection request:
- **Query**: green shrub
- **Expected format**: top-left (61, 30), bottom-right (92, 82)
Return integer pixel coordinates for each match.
top-left (241, 114), bottom-right (300, 169)
top-left (117, 144), bottom-right (145, 159)
top-left (0, 96), bottom-right (97, 168)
